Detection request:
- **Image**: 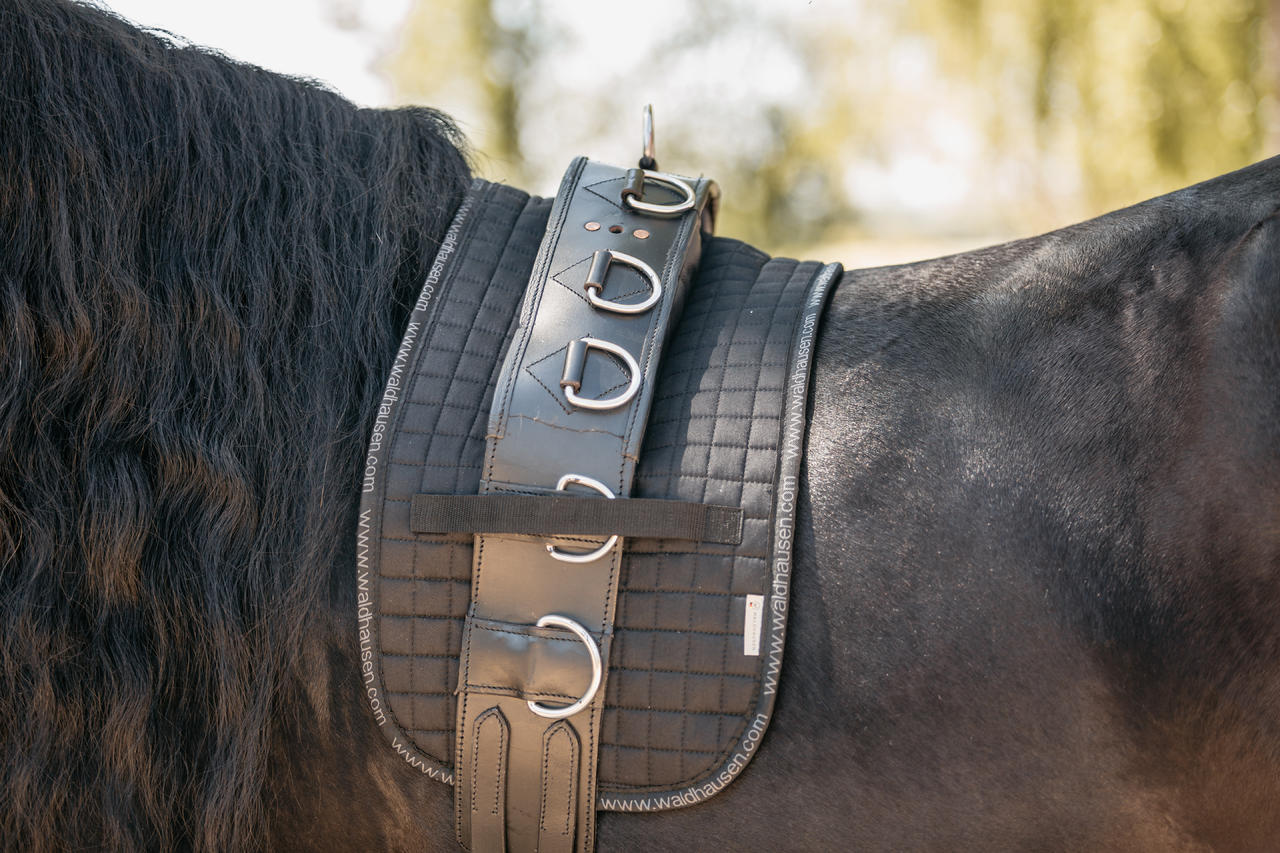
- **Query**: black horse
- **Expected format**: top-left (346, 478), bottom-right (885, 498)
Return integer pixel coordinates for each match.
top-left (2, 1), bottom-right (1277, 850)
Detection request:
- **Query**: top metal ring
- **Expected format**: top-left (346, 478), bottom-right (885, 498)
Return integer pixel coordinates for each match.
top-left (641, 104), bottom-right (657, 169)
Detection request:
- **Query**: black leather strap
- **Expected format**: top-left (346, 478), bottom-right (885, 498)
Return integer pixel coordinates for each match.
top-left (454, 158), bottom-right (716, 851)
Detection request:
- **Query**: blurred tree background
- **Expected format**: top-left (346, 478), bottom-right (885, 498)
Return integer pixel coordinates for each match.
top-left (382, 0), bottom-right (1277, 262)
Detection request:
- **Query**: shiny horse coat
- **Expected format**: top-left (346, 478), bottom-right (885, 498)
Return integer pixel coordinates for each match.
top-left (2, 1), bottom-right (1278, 850)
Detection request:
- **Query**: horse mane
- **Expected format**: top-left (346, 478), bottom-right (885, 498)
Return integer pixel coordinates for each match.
top-left (0, 1), bottom-right (469, 848)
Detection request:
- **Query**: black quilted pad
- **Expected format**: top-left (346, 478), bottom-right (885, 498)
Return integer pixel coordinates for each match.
top-left (356, 179), bottom-right (838, 809)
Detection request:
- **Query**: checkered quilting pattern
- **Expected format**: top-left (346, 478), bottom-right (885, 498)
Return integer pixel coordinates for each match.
top-left (600, 245), bottom-right (821, 790)
top-left (377, 185), bottom-right (549, 761)
top-left (374, 191), bottom-right (819, 792)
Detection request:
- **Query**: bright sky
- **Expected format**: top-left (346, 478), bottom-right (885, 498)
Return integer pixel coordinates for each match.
top-left (98, 0), bottom-right (408, 107)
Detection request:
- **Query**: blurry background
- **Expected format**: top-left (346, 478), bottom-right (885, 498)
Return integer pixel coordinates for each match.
top-left (99, 0), bottom-right (1278, 265)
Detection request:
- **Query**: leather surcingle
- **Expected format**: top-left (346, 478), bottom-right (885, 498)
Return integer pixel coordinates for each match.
top-left (452, 158), bottom-right (718, 851)
top-left (356, 157), bottom-right (840, 851)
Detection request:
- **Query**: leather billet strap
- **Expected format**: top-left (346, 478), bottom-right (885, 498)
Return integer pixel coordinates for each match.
top-left (454, 158), bottom-right (717, 852)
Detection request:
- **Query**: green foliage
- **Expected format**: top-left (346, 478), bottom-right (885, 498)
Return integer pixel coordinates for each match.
top-left (385, 0), bottom-right (1276, 251)
top-left (909, 0), bottom-right (1272, 217)
top-left (386, 0), bottom-right (535, 178)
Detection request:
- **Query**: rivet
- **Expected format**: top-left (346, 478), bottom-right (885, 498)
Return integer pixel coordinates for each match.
top-left (584, 221), bottom-right (601, 231)
top-left (633, 229), bottom-right (650, 240)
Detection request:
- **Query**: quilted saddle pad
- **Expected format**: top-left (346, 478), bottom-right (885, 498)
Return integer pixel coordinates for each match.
top-left (356, 179), bottom-right (838, 810)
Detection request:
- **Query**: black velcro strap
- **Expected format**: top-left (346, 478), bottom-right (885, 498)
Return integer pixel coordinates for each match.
top-left (410, 494), bottom-right (743, 545)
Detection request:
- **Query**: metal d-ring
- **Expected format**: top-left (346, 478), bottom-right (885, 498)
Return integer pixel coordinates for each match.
top-left (546, 473), bottom-right (619, 564)
top-left (560, 337), bottom-right (641, 411)
top-left (527, 614), bottom-right (603, 720)
top-left (584, 249), bottom-right (662, 315)
top-left (621, 169), bottom-right (696, 217)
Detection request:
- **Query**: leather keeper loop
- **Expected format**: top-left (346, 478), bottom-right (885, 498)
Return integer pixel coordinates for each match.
top-left (584, 250), bottom-right (612, 293)
top-left (620, 167), bottom-right (645, 202)
top-left (464, 618), bottom-right (599, 705)
top-left (560, 338), bottom-right (588, 392)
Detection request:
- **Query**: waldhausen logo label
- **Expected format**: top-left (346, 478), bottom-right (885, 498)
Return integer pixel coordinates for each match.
top-left (355, 192), bottom-right (474, 784)
top-left (361, 191), bottom-right (471, 495)
top-left (362, 321), bottom-right (418, 494)
top-left (744, 594), bottom-right (764, 656)
top-left (763, 284), bottom-right (822, 697)
top-left (599, 712), bottom-right (770, 810)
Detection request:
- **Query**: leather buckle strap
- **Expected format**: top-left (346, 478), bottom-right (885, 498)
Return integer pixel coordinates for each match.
top-left (454, 157), bottom-right (716, 852)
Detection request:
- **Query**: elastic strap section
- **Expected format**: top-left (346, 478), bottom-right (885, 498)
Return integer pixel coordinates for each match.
top-left (410, 494), bottom-right (743, 544)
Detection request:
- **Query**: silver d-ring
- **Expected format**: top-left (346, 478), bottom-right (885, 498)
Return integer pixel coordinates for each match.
top-left (546, 473), bottom-right (619, 564)
top-left (621, 170), bottom-right (696, 217)
top-left (560, 337), bottom-right (641, 411)
top-left (584, 249), bottom-right (663, 315)
top-left (527, 614), bottom-right (603, 719)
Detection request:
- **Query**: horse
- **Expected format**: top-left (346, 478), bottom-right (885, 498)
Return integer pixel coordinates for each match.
top-left (2, 1), bottom-right (1277, 850)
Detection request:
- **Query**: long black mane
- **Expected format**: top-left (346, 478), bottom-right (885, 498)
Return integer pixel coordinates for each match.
top-left (0, 1), bottom-right (467, 848)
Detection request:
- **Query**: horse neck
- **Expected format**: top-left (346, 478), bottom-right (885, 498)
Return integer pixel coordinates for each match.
top-left (1, 3), bottom-right (468, 849)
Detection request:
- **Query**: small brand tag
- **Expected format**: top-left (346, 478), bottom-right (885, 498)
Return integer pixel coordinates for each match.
top-left (743, 595), bottom-right (765, 656)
